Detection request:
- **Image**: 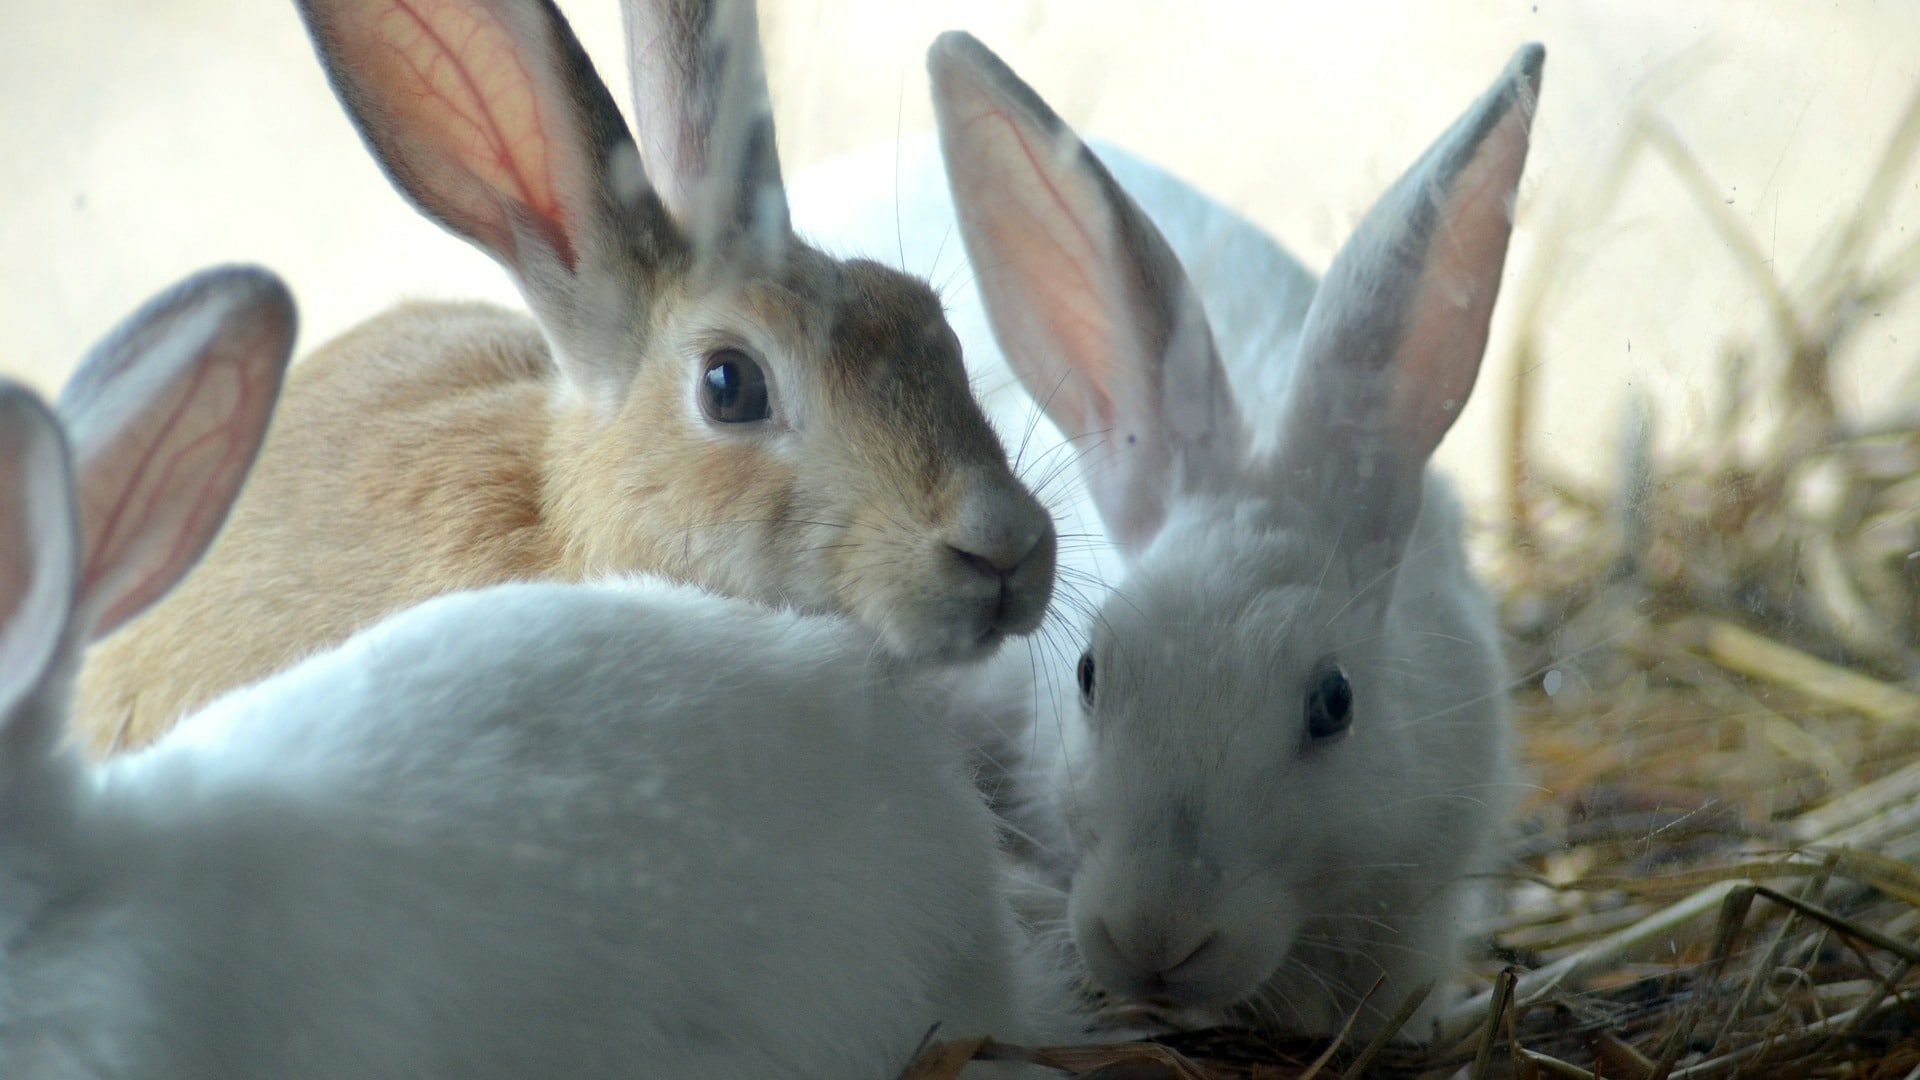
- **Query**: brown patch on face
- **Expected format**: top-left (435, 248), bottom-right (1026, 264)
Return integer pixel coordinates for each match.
top-left (547, 239), bottom-right (1050, 659)
top-left (820, 258), bottom-right (1005, 484)
top-left (781, 256), bottom-right (1053, 658)
top-left (759, 255), bottom-right (1004, 536)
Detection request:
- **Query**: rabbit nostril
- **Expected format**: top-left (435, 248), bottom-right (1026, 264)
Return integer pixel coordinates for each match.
top-left (947, 524), bottom-right (1046, 580)
top-left (947, 543), bottom-right (1009, 582)
top-left (1163, 932), bottom-right (1217, 975)
top-left (997, 528), bottom-right (1045, 575)
top-left (1099, 919), bottom-right (1217, 983)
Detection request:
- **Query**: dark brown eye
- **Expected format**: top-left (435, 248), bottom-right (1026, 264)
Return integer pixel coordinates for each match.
top-left (1077, 652), bottom-right (1096, 708)
top-left (1305, 662), bottom-right (1352, 742)
top-left (699, 348), bottom-right (770, 424)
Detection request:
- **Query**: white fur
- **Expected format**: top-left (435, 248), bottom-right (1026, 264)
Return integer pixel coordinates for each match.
top-left (33, 584), bottom-right (1047, 1077)
top-left (0, 270), bottom-right (1069, 1078)
top-left (790, 38), bottom-right (1543, 1039)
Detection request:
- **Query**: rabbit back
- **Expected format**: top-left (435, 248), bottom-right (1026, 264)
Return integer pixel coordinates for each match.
top-left (41, 580), bottom-right (1031, 1078)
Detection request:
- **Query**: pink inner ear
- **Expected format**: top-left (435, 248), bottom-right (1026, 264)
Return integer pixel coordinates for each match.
top-left (352, 0), bottom-right (576, 267)
top-left (1392, 104), bottom-right (1530, 461)
top-left (948, 98), bottom-right (1122, 441)
top-left (75, 327), bottom-right (275, 640)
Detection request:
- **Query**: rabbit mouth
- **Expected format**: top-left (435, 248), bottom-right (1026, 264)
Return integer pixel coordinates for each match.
top-left (907, 602), bottom-right (1021, 663)
top-left (1068, 885), bottom-right (1301, 1023)
top-left (983, 571), bottom-right (1050, 642)
top-left (968, 591), bottom-right (1034, 652)
top-left (1084, 961), bottom-right (1270, 1022)
top-left (962, 566), bottom-right (1055, 653)
top-left (861, 532), bottom-right (1055, 661)
top-left (988, 534), bottom-right (1057, 637)
top-left (1089, 952), bottom-right (1299, 1031)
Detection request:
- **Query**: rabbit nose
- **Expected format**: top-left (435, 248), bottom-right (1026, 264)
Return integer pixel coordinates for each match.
top-left (1093, 918), bottom-right (1219, 987)
top-left (944, 494), bottom-right (1051, 583)
top-left (941, 477), bottom-right (1056, 639)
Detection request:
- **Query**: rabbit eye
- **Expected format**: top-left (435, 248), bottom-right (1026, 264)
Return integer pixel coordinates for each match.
top-left (1076, 651), bottom-right (1097, 708)
top-left (1304, 662), bottom-right (1352, 742)
top-left (699, 349), bottom-right (771, 424)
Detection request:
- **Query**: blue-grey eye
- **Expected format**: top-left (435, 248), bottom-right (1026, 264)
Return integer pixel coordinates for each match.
top-left (1305, 662), bottom-right (1352, 741)
top-left (699, 348), bottom-right (770, 423)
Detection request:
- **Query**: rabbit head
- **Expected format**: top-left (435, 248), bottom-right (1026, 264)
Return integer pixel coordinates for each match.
top-left (290, 0), bottom-right (1054, 661)
top-left (933, 34), bottom-right (1537, 1033)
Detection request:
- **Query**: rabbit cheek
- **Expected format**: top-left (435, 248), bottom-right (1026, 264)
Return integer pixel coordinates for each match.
top-left (826, 468), bottom-right (1052, 662)
top-left (552, 373), bottom-right (811, 608)
top-left (677, 445), bottom-right (815, 602)
top-left (835, 515), bottom-right (995, 662)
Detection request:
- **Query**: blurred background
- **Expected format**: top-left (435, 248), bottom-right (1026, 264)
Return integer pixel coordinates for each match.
top-left (3, 1), bottom-right (1916, 512)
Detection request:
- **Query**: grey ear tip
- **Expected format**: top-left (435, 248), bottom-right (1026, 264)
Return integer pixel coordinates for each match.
top-left (927, 30), bottom-right (988, 76)
top-left (0, 377), bottom-right (49, 417)
top-left (927, 32), bottom-right (1058, 134)
top-left (1509, 42), bottom-right (1546, 98)
top-left (68, 266), bottom-right (301, 414)
top-left (0, 379), bottom-right (59, 449)
top-left (185, 264), bottom-right (300, 339)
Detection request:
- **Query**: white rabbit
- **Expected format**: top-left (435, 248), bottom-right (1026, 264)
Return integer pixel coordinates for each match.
top-left (0, 265), bottom-right (1067, 1078)
top-left (790, 36), bottom-right (1541, 1039)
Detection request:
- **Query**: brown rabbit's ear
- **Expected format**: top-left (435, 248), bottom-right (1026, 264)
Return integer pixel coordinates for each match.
top-left (622, 0), bottom-right (789, 267)
top-left (930, 31), bottom-right (1241, 556)
top-left (296, 0), bottom-right (679, 406)
top-left (1276, 45), bottom-right (1542, 581)
top-left (0, 384), bottom-right (77, 758)
top-left (57, 267), bottom-right (297, 642)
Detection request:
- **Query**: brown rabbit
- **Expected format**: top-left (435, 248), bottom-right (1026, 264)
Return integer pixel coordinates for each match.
top-left (74, 0), bottom-right (1055, 756)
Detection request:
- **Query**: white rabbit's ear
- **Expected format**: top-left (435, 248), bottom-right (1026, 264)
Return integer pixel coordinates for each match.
top-left (0, 384), bottom-right (78, 758)
top-left (622, 0), bottom-right (789, 266)
top-left (296, 0), bottom-right (677, 404)
top-left (1275, 45), bottom-right (1542, 578)
top-left (931, 32), bottom-right (1242, 555)
top-left (57, 267), bottom-right (297, 642)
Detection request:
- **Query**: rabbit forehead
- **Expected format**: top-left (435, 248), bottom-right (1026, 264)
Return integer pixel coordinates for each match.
top-left (1097, 498), bottom-right (1370, 682)
top-left (1092, 578), bottom-right (1336, 750)
top-left (1077, 506), bottom-right (1383, 834)
top-left (696, 249), bottom-right (1000, 467)
top-left (734, 245), bottom-right (954, 382)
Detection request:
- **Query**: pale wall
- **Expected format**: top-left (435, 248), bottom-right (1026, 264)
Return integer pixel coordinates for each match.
top-left (4, 1), bottom-right (1916, 513)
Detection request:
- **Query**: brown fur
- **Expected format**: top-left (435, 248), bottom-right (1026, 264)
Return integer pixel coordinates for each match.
top-left (76, 303), bottom-right (565, 753)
